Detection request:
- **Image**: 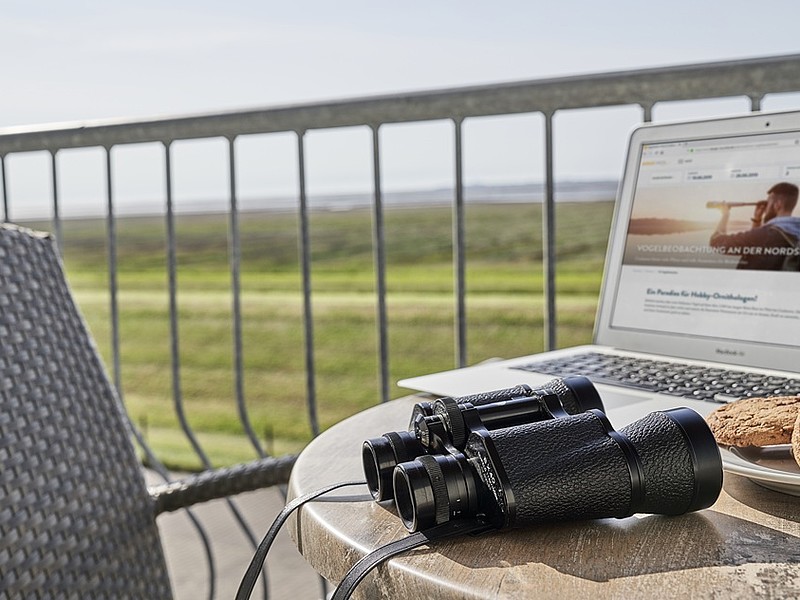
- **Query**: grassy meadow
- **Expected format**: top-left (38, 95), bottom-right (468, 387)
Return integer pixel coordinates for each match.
top-left (22, 200), bottom-right (614, 470)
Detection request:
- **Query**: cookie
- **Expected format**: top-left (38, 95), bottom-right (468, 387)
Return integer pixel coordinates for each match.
top-left (705, 395), bottom-right (800, 447)
top-left (793, 412), bottom-right (800, 468)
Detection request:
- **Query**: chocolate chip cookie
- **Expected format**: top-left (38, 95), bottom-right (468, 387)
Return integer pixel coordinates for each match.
top-left (705, 395), bottom-right (800, 447)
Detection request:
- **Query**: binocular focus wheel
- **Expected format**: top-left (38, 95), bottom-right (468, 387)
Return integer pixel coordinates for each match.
top-left (417, 455), bottom-right (451, 525)
top-left (438, 398), bottom-right (467, 447)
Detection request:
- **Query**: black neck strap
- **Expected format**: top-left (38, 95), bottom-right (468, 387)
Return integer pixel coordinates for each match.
top-left (237, 480), bottom-right (490, 600)
top-left (331, 518), bottom-right (492, 600)
top-left (235, 479), bottom-right (367, 600)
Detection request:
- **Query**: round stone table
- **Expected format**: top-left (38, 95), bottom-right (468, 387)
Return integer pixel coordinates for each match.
top-left (287, 396), bottom-right (800, 599)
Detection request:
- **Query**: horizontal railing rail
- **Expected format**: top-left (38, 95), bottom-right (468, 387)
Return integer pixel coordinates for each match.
top-left (1, 54), bottom-right (799, 152)
top-left (1, 53), bottom-right (798, 599)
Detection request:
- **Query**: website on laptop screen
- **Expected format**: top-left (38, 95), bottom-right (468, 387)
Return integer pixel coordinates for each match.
top-left (610, 130), bottom-right (800, 348)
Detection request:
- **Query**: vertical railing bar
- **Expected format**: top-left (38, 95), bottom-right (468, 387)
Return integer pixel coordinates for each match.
top-left (104, 146), bottom-right (122, 393)
top-left (296, 131), bottom-right (320, 436)
top-left (453, 118), bottom-right (467, 368)
top-left (542, 112), bottom-right (557, 352)
top-left (163, 140), bottom-right (209, 463)
top-left (49, 150), bottom-right (63, 254)
top-left (750, 95), bottom-right (763, 112)
top-left (163, 141), bottom-right (217, 600)
top-left (642, 103), bottom-right (653, 123)
top-left (370, 125), bottom-right (390, 404)
top-left (163, 140), bottom-right (269, 600)
top-left (163, 147), bottom-right (210, 464)
top-left (227, 136), bottom-right (266, 456)
top-left (298, 128), bottom-right (328, 599)
top-left (2, 155), bottom-right (9, 223)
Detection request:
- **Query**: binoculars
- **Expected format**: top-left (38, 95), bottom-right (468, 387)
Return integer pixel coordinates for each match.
top-left (706, 200), bottom-right (766, 209)
top-left (363, 379), bottom-right (723, 533)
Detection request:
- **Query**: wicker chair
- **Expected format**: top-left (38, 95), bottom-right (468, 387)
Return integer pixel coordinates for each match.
top-left (0, 223), bottom-right (297, 599)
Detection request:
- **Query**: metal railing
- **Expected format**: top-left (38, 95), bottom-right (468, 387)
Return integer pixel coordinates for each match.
top-left (1, 53), bottom-right (799, 598)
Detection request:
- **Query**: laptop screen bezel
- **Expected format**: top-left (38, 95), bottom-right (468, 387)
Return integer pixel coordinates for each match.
top-left (593, 109), bottom-right (800, 373)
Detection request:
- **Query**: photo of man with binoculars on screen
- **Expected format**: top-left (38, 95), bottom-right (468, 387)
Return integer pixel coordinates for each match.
top-left (709, 182), bottom-right (800, 270)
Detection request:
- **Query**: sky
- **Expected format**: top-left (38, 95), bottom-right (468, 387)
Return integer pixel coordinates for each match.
top-left (2, 0), bottom-right (800, 217)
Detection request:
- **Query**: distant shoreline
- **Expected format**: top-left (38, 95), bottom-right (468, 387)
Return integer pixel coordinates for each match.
top-left (11, 180), bottom-right (619, 221)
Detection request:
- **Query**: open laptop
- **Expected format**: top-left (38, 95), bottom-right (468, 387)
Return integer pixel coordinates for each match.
top-left (399, 109), bottom-right (800, 433)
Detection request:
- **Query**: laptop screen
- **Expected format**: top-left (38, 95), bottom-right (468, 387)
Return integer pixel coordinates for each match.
top-left (609, 128), bottom-right (800, 349)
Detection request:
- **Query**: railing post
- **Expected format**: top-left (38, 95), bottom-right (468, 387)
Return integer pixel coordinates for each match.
top-left (296, 130), bottom-right (320, 436)
top-left (162, 140), bottom-right (211, 465)
top-left (542, 112), bottom-right (557, 351)
top-left (49, 150), bottom-right (63, 254)
top-left (453, 117), bottom-right (467, 368)
top-left (104, 146), bottom-right (122, 394)
top-left (227, 136), bottom-right (266, 456)
top-left (1, 155), bottom-right (8, 223)
top-left (370, 125), bottom-right (390, 403)
top-left (642, 103), bottom-right (654, 123)
top-left (160, 152), bottom-right (218, 600)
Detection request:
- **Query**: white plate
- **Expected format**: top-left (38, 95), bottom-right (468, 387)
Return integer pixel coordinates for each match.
top-left (721, 444), bottom-right (800, 497)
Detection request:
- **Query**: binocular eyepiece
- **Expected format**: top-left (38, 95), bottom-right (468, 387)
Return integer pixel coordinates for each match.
top-left (363, 376), bottom-right (603, 502)
top-left (362, 381), bottom-right (723, 534)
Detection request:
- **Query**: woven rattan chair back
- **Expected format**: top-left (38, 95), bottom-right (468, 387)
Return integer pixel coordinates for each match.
top-left (0, 224), bottom-right (173, 599)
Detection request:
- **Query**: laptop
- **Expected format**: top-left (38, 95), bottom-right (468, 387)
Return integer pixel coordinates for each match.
top-left (399, 109), bottom-right (800, 433)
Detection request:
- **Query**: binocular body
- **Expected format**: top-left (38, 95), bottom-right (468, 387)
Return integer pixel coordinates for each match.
top-left (363, 377), bottom-right (604, 501)
top-left (365, 382), bottom-right (723, 534)
top-left (394, 407), bottom-right (722, 532)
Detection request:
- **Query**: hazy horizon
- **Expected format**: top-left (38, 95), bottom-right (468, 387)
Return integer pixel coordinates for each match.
top-left (9, 178), bottom-right (620, 221)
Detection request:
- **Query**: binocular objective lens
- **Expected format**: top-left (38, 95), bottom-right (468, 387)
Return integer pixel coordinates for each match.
top-left (393, 461), bottom-right (435, 532)
top-left (393, 453), bottom-right (477, 532)
top-left (363, 431), bottom-right (427, 501)
top-left (362, 440), bottom-right (387, 501)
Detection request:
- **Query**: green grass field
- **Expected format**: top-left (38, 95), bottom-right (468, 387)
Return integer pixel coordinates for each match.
top-left (22, 200), bottom-right (614, 470)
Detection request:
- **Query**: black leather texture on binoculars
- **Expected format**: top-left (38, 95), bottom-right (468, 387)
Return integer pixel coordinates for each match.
top-left (489, 410), bottom-right (698, 526)
top-left (490, 413), bottom-right (632, 525)
top-left (619, 411), bottom-right (695, 515)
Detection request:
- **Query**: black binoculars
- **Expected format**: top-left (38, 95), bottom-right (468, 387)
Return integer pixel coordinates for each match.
top-left (363, 376), bottom-right (604, 501)
top-left (363, 382), bottom-right (723, 534)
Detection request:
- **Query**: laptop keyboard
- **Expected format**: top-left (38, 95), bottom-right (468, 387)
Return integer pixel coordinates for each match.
top-left (512, 351), bottom-right (800, 403)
